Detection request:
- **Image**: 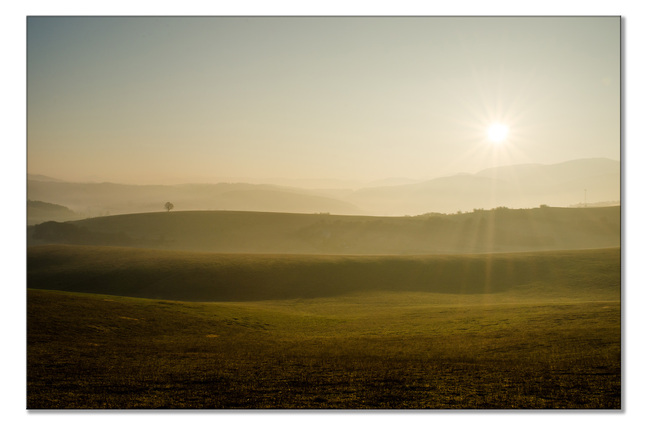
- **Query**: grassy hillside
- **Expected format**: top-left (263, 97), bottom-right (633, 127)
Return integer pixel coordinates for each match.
top-left (27, 205), bottom-right (620, 254)
top-left (28, 288), bottom-right (620, 409)
top-left (27, 245), bottom-right (620, 302)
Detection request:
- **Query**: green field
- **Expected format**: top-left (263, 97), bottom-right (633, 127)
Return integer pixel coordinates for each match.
top-left (27, 245), bottom-right (621, 409)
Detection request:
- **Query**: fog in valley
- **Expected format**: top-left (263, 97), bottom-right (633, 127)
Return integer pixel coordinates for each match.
top-left (27, 17), bottom-right (620, 255)
top-left (24, 16), bottom-right (625, 411)
top-left (28, 157), bottom-right (619, 223)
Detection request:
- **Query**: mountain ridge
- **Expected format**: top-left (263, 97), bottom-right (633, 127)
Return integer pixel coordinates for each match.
top-left (348, 158), bottom-right (619, 215)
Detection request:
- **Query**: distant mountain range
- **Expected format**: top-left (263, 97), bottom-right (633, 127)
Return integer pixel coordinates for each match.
top-left (350, 158), bottom-right (620, 215)
top-left (27, 174), bottom-right (66, 183)
top-left (27, 158), bottom-right (620, 222)
top-left (27, 200), bottom-right (79, 226)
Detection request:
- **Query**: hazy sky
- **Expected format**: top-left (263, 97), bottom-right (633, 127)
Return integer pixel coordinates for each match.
top-left (27, 16), bottom-right (620, 185)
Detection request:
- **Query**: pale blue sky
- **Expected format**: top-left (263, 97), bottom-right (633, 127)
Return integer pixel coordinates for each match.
top-left (27, 16), bottom-right (620, 184)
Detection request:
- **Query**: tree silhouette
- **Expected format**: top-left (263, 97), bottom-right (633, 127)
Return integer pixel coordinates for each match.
top-left (164, 202), bottom-right (174, 212)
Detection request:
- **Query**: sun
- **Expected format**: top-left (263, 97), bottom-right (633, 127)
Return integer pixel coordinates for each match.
top-left (487, 123), bottom-right (509, 143)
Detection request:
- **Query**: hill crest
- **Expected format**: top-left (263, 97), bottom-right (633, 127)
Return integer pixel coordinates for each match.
top-left (28, 206), bottom-right (620, 255)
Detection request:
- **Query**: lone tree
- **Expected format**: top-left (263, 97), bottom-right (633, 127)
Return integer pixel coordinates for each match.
top-left (164, 202), bottom-right (174, 212)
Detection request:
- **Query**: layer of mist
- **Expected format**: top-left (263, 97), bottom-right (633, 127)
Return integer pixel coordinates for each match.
top-left (27, 158), bottom-right (619, 223)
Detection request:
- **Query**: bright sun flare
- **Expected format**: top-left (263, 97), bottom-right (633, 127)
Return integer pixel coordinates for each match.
top-left (487, 123), bottom-right (509, 143)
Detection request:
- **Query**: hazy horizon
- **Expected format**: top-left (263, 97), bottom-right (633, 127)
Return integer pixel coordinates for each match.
top-left (28, 155), bottom-right (618, 189)
top-left (23, 14), bottom-right (626, 413)
top-left (27, 17), bottom-right (619, 186)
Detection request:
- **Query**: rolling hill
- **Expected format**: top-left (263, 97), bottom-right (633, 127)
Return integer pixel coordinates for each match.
top-left (27, 206), bottom-right (620, 254)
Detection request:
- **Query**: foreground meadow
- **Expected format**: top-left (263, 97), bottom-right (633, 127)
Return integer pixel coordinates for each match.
top-left (27, 246), bottom-right (620, 409)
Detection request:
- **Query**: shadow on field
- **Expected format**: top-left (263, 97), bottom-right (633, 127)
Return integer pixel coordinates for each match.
top-left (27, 245), bottom-right (619, 302)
